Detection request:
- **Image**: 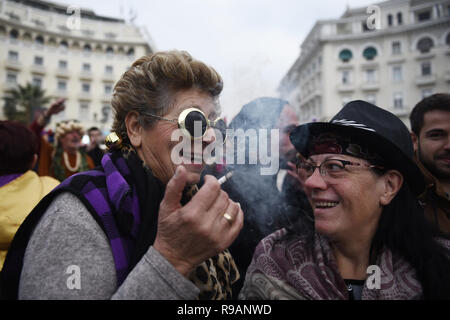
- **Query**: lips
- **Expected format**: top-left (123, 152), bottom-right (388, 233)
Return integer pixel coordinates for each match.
top-left (312, 199), bottom-right (340, 209)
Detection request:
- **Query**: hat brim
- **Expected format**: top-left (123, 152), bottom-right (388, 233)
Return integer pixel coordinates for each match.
top-left (290, 122), bottom-right (425, 195)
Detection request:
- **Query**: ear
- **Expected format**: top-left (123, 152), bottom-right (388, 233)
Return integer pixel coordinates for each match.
top-left (379, 170), bottom-right (403, 206)
top-left (410, 132), bottom-right (418, 153)
top-left (125, 111), bottom-right (143, 148)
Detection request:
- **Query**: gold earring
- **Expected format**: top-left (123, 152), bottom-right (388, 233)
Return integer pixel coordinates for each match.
top-left (105, 132), bottom-right (123, 151)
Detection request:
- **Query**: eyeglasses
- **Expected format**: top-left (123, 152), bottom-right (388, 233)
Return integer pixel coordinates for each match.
top-left (296, 158), bottom-right (384, 183)
top-left (142, 107), bottom-right (227, 142)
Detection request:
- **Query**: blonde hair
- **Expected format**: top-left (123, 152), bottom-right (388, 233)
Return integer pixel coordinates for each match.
top-left (111, 50), bottom-right (223, 141)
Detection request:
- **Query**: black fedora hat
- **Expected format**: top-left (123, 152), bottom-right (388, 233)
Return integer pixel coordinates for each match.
top-left (289, 100), bottom-right (425, 195)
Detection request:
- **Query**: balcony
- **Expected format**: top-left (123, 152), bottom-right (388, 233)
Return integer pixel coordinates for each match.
top-left (102, 73), bottom-right (116, 82)
top-left (101, 93), bottom-right (113, 103)
top-left (55, 68), bottom-right (70, 78)
top-left (79, 71), bottom-right (93, 80)
top-left (361, 82), bottom-right (379, 91)
top-left (4, 59), bottom-right (21, 71)
top-left (31, 64), bottom-right (46, 75)
top-left (51, 90), bottom-right (68, 99)
top-left (78, 92), bottom-right (92, 101)
top-left (415, 75), bottom-right (436, 86)
top-left (337, 84), bottom-right (355, 93)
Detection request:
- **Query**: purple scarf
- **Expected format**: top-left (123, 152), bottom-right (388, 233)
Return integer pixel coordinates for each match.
top-left (241, 229), bottom-right (433, 300)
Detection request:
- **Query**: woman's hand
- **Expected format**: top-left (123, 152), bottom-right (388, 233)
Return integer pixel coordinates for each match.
top-left (153, 166), bottom-right (243, 276)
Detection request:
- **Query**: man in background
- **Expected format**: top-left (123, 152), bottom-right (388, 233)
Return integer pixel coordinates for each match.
top-left (86, 127), bottom-right (104, 167)
top-left (410, 93), bottom-right (450, 237)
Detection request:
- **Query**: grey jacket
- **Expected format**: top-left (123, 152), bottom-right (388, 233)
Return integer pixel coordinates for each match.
top-left (18, 192), bottom-right (200, 300)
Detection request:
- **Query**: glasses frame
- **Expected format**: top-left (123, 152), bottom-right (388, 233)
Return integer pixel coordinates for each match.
top-left (141, 107), bottom-right (227, 142)
top-left (296, 158), bottom-right (384, 182)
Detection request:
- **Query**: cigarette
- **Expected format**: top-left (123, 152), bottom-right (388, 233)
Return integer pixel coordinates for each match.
top-left (218, 171), bottom-right (233, 185)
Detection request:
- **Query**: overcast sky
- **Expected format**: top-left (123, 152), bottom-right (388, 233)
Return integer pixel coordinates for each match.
top-left (61, 0), bottom-right (376, 120)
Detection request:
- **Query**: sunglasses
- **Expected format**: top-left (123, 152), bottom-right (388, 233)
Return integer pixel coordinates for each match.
top-left (142, 107), bottom-right (227, 142)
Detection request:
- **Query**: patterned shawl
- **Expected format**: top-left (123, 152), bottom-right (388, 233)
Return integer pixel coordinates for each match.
top-left (239, 229), bottom-right (429, 300)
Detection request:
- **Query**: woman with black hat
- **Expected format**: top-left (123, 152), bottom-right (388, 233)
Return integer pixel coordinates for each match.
top-left (239, 100), bottom-right (450, 300)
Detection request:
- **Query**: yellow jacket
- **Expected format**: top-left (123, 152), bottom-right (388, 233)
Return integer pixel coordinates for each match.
top-left (0, 170), bottom-right (59, 270)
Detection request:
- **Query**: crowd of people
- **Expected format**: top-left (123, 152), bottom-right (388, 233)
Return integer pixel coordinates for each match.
top-left (0, 50), bottom-right (448, 300)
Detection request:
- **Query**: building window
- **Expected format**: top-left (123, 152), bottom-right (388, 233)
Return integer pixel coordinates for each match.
top-left (446, 33), bottom-right (450, 46)
top-left (9, 29), bottom-right (19, 40)
top-left (417, 10), bottom-right (431, 22)
top-left (393, 93), bottom-right (403, 109)
top-left (339, 49), bottom-right (353, 62)
top-left (106, 46), bottom-right (114, 56)
top-left (8, 51), bottom-right (18, 61)
top-left (6, 72), bottom-right (17, 84)
top-left (82, 63), bottom-right (91, 72)
top-left (32, 77), bottom-right (42, 88)
top-left (60, 40), bottom-right (69, 51)
top-left (392, 41), bottom-right (401, 55)
top-left (342, 96), bottom-right (352, 107)
top-left (35, 35), bottom-right (44, 46)
top-left (104, 84), bottom-right (112, 94)
top-left (34, 56), bottom-right (43, 65)
top-left (79, 103), bottom-right (90, 121)
top-left (417, 37), bottom-right (434, 53)
top-left (101, 105), bottom-right (111, 123)
top-left (82, 83), bottom-right (90, 93)
top-left (387, 14), bottom-right (393, 26)
top-left (422, 88), bottom-right (433, 98)
top-left (365, 95), bottom-right (376, 105)
top-left (105, 65), bottom-right (113, 74)
top-left (421, 61), bottom-right (432, 76)
top-left (127, 48), bottom-right (135, 58)
top-left (397, 12), bottom-right (403, 25)
top-left (83, 44), bottom-right (92, 54)
top-left (392, 65), bottom-right (402, 82)
top-left (365, 69), bottom-right (376, 83)
top-left (57, 80), bottom-right (67, 91)
top-left (59, 60), bottom-right (67, 69)
top-left (363, 47), bottom-right (377, 60)
top-left (341, 70), bottom-right (351, 84)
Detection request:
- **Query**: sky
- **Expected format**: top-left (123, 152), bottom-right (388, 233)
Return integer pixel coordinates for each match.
top-left (60, 0), bottom-right (376, 121)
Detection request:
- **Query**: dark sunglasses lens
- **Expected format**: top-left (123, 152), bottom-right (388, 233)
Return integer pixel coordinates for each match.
top-left (214, 119), bottom-right (227, 141)
top-left (185, 111), bottom-right (207, 137)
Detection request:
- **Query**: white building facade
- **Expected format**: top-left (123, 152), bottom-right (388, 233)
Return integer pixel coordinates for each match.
top-left (279, 0), bottom-right (450, 126)
top-left (0, 0), bottom-right (155, 132)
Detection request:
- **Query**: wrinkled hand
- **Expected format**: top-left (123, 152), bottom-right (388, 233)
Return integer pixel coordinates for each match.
top-left (153, 166), bottom-right (243, 276)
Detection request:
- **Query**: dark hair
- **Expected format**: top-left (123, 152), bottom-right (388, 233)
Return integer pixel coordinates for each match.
top-left (409, 93), bottom-right (450, 135)
top-left (371, 182), bottom-right (450, 299)
top-left (0, 121), bottom-right (38, 175)
top-left (88, 127), bottom-right (100, 135)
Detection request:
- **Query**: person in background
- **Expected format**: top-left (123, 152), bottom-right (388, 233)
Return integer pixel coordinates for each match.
top-left (86, 127), bottom-right (105, 167)
top-left (0, 121), bottom-right (59, 270)
top-left (222, 97), bottom-right (312, 297)
top-left (1, 50), bottom-right (243, 300)
top-left (240, 100), bottom-right (449, 300)
top-left (30, 98), bottom-right (95, 181)
top-left (410, 93), bottom-right (450, 238)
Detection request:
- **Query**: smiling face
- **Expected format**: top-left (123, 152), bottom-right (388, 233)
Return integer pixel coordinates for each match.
top-left (60, 130), bottom-right (82, 154)
top-left (131, 88), bottom-right (219, 185)
top-left (414, 110), bottom-right (450, 180)
top-left (302, 153), bottom-right (386, 241)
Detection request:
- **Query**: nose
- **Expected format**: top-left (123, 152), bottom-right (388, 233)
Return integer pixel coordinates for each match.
top-left (303, 166), bottom-right (328, 191)
top-left (202, 127), bottom-right (217, 145)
